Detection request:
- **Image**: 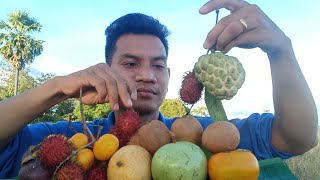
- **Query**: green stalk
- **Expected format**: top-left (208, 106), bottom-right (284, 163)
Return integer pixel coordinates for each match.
top-left (204, 89), bottom-right (228, 121)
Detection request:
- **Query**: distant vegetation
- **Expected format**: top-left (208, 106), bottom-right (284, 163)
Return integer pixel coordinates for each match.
top-left (0, 64), bottom-right (208, 122)
top-left (0, 11), bottom-right (44, 95)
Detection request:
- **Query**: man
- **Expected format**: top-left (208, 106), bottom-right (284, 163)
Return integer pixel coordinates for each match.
top-left (0, 0), bottom-right (318, 178)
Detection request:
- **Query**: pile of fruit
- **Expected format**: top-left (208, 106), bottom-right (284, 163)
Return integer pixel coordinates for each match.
top-left (18, 113), bottom-right (260, 180)
top-left (18, 52), bottom-right (260, 179)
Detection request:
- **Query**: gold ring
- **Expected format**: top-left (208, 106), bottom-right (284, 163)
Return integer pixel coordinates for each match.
top-left (239, 19), bottom-right (248, 32)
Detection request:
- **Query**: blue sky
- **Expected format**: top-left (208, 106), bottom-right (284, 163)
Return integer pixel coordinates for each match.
top-left (1, 0), bottom-right (319, 120)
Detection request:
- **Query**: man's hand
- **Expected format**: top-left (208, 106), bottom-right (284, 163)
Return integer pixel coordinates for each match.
top-left (200, 0), bottom-right (290, 58)
top-left (0, 62), bottom-right (138, 148)
top-left (56, 63), bottom-right (137, 110)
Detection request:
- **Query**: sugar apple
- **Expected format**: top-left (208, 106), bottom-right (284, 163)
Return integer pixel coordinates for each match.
top-left (194, 52), bottom-right (245, 100)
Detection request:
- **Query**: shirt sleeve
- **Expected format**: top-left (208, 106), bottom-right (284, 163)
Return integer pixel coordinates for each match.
top-left (0, 127), bottom-right (32, 178)
top-left (231, 113), bottom-right (294, 160)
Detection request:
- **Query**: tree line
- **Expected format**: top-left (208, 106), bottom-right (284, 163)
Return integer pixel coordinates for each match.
top-left (0, 63), bottom-right (209, 123)
top-left (0, 11), bottom-right (209, 123)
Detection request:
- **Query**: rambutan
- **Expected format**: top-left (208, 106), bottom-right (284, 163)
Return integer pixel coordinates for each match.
top-left (109, 109), bottom-right (141, 147)
top-left (55, 163), bottom-right (85, 180)
top-left (38, 135), bottom-right (75, 168)
top-left (86, 165), bottom-right (107, 180)
top-left (179, 71), bottom-right (204, 104)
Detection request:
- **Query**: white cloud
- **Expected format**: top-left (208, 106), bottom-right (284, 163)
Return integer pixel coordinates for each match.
top-left (31, 56), bottom-right (88, 76)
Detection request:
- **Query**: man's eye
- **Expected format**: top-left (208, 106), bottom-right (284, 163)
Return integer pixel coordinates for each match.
top-left (124, 62), bottom-right (136, 67)
top-left (154, 64), bottom-right (165, 69)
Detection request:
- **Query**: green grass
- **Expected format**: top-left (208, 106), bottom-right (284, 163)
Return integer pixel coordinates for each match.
top-left (284, 127), bottom-right (320, 179)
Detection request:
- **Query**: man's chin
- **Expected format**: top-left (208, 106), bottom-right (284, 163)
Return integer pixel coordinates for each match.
top-left (132, 103), bottom-right (158, 115)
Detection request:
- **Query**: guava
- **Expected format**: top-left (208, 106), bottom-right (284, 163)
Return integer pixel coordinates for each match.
top-left (151, 141), bottom-right (207, 180)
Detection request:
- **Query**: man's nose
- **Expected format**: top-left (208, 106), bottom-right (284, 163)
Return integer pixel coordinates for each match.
top-left (135, 67), bottom-right (157, 83)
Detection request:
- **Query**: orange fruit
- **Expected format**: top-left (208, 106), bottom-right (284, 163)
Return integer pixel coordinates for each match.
top-left (75, 148), bottom-right (95, 171)
top-left (93, 134), bottom-right (119, 161)
top-left (69, 133), bottom-right (89, 149)
top-left (208, 149), bottom-right (259, 180)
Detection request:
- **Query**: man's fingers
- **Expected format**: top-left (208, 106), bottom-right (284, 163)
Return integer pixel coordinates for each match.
top-left (216, 16), bottom-right (257, 50)
top-left (203, 5), bottom-right (256, 50)
top-left (117, 80), bottom-right (133, 108)
top-left (79, 71), bottom-right (109, 104)
top-left (221, 29), bottom-right (260, 53)
top-left (199, 0), bottom-right (248, 14)
top-left (96, 64), bottom-right (134, 108)
top-left (215, 20), bottom-right (245, 50)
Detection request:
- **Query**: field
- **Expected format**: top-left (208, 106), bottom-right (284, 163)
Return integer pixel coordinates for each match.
top-left (284, 126), bottom-right (320, 179)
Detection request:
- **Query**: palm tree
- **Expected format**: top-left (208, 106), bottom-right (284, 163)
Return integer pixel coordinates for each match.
top-left (0, 11), bottom-right (44, 95)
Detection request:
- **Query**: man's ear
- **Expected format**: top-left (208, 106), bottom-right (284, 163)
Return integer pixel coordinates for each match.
top-left (167, 68), bottom-right (170, 92)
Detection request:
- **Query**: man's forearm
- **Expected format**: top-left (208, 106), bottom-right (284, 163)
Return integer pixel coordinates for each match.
top-left (269, 40), bottom-right (318, 154)
top-left (0, 76), bottom-right (68, 148)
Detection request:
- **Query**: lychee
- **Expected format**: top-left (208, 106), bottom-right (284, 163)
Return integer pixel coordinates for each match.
top-left (109, 109), bottom-right (141, 147)
top-left (38, 135), bottom-right (75, 167)
top-left (55, 163), bottom-right (85, 180)
top-left (179, 71), bottom-right (203, 104)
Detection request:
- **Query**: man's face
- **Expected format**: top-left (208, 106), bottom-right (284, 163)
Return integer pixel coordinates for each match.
top-left (111, 34), bottom-right (170, 115)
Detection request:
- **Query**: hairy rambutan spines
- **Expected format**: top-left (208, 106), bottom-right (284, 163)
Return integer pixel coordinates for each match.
top-left (38, 135), bottom-right (75, 168)
top-left (109, 109), bottom-right (141, 147)
top-left (55, 163), bottom-right (85, 180)
top-left (179, 71), bottom-right (204, 104)
top-left (86, 165), bottom-right (107, 180)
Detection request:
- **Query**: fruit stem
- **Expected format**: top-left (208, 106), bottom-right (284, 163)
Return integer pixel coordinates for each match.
top-left (204, 89), bottom-right (228, 121)
top-left (79, 88), bottom-right (96, 142)
top-left (96, 125), bottom-right (104, 139)
top-left (185, 104), bottom-right (194, 115)
top-left (68, 114), bottom-right (78, 134)
top-left (54, 88), bottom-right (100, 178)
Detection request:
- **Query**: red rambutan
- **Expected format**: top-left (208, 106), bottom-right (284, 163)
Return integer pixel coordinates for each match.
top-left (109, 109), bottom-right (141, 147)
top-left (86, 165), bottom-right (107, 180)
top-left (179, 71), bottom-right (204, 104)
top-left (38, 135), bottom-right (75, 168)
top-left (55, 163), bottom-right (85, 180)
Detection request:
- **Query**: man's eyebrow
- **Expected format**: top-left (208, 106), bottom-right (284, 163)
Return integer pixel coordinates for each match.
top-left (153, 55), bottom-right (167, 61)
top-left (121, 53), bottom-right (167, 61)
top-left (121, 53), bottom-right (139, 60)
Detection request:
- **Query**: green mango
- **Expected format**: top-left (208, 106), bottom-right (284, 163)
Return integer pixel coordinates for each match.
top-left (151, 141), bottom-right (207, 180)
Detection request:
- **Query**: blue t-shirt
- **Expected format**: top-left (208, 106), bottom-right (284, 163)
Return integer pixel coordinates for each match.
top-left (0, 112), bottom-right (293, 178)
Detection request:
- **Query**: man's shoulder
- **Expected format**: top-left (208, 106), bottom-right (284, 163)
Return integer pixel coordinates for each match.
top-left (160, 113), bottom-right (274, 130)
top-left (161, 115), bottom-right (214, 130)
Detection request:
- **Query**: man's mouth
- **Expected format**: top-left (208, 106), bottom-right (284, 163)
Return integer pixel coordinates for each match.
top-left (136, 87), bottom-right (158, 97)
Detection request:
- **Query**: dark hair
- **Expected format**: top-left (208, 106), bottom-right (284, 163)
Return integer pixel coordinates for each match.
top-left (104, 13), bottom-right (170, 65)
